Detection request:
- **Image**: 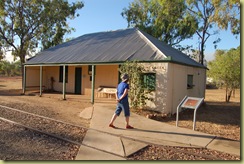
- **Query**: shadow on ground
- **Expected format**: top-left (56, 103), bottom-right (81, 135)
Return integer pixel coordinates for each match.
top-left (133, 101), bottom-right (240, 127)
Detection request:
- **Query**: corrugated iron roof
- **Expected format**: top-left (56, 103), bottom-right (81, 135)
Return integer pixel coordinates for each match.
top-left (25, 28), bottom-right (205, 68)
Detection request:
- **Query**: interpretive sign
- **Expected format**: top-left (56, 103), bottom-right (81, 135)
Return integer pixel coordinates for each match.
top-left (176, 96), bottom-right (204, 130)
top-left (181, 97), bottom-right (203, 109)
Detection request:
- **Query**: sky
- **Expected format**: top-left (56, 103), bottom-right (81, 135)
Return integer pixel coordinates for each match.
top-left (66, 0), bottom-right (240, 61)
top-left (5, 0), bottom-right (240, 62)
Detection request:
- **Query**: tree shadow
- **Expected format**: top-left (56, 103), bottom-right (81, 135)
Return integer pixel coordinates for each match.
top-left (0, 89), bottom-right (38, 96)
top-left (147, 101), bottom-right (240, 126)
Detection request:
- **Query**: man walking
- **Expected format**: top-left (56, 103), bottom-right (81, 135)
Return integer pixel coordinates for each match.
top-left (109, 73), bottom-right (134, 129)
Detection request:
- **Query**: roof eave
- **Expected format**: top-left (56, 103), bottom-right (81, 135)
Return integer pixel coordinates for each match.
top-left (24, 58), bottom-right (206, 69)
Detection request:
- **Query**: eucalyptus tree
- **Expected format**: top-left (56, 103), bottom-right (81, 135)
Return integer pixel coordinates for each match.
top-left (122, 0), bottom-right (240, 65)
top-left (0, 0), bottom-right (84, 72)
top-left (0, 48), bottom-right (4, 61)
top-left (208, 47), bottom-right (240, 102)
top-left (186, 0), bottom-right (240, 64)
top-left (122, 0), bottom-right (198, 48)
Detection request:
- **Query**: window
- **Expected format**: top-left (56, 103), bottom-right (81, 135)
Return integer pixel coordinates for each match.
top-left (88, 65), bottom-right (92, 75)
top-left (88, 65), bottom-right (96, 75)
top-left (187, 74), bottom-right (194, 89)
top-left (59, 66), bottom-right (68, 83)
top-left (142, 73), bottom-right (156, 91)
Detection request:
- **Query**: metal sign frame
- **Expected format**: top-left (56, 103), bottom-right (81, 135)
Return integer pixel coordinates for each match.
top-left (176, 96), bottom-right (204, 130)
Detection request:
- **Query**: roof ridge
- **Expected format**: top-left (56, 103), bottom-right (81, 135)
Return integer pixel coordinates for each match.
top-left (136, 29), bottom-right (205, 68)
top-left (136, 29), bottom-right (167, 59)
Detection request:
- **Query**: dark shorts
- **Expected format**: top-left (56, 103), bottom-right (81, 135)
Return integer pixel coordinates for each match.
top-left (115, 99), bottom-right (130, 117)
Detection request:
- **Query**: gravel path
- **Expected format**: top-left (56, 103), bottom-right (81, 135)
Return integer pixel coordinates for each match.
top-left (0, 105), bottom-right (88, 160)
top-left (0, 120), bottom-right (80, 160)
top-left (0, 106), bottom-right (87, 143)
top-left (128, 145), bottom-right (240, 160)
top-left (0, 105), bottom-right (240, 160)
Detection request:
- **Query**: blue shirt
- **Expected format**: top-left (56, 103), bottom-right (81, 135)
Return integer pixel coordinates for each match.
top-left (117, 82), bottom-right (129, 100)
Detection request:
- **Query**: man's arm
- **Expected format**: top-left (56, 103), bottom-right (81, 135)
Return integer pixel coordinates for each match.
top-left (118, 88), bottom-right (128, 101)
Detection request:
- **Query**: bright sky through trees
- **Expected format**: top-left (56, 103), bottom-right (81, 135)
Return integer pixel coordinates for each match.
top-left (66, 0), bottom-right (240, 61)
top-left (5, 0), bottom-right (240, 62)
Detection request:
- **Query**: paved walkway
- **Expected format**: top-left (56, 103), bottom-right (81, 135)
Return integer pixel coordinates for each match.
top-left (75, 104), bottom-right (240, 160)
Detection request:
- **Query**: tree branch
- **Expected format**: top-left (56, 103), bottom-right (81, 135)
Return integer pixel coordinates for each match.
top-left (0, 27), bottom-right (18, 51)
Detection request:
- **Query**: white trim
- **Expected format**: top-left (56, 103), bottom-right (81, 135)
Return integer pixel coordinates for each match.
top-left (24, 63), bottom-right (123, 67)
top-left (136, 29), bottom-right (167, 59)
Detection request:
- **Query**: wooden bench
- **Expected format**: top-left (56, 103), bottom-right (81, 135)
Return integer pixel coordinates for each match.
top-left (97, 86), bottom-right (117, 98)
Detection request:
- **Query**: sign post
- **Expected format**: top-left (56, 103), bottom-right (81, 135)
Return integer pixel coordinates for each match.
top-left (176, 96), bottom-right (204, 130)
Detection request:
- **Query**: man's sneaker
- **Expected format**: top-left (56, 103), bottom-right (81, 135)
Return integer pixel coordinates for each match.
top-left (126, 125), bottom-right (134, 129)
top-left (109, 124), bottom-right (116, 128)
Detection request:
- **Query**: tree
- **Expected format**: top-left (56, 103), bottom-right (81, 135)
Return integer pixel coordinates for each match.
top-left (122, 0), bottom-right (240, 65)
top-left (0, 37), bottom-right (5, 61)
top-left (0, 49), bottom-right (4, 61)
top-left (208, 46), bottom-right (240, 102)
top-left (119, 61), bottom-right (153, 109)
top-left (0, 0), bottom-right (84, 74)
top-left (0, 60), bottom-right (21, 76)
top-left (186, 0), bottom-right (240, 64)
top-left (121, 0), bottom-right (198, 48)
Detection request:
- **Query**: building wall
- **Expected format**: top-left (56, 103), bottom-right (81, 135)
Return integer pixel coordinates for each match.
top-left (167, 63), bottom-right (206, 114)
top-left (95, 65), bottom-right (119, 88)
top-left (84, 65), bottom-right (119, 96)
top-left (26, 65), bottom-right (119, 95)
top-left (141, 63), bottom-right (206, 114)
top-left (25, 66), bottom-right (43, 88)
top-left (142, 62), bottom-right (169, 113)
top-left (25, 63), bottom-right (206, 114)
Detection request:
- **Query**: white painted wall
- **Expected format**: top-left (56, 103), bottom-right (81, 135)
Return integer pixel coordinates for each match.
top-left (142, 62), bottom-right (168, 113)
top-left (142, 62), bottom-right (206, 114)
top-left (168, 63), bottom-right (206, 114)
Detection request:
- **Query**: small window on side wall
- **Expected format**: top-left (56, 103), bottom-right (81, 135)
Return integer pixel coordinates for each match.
top-left (142, 73), bottom-right (156, 91)
top-left (187, 74), bottom-right (194, 89)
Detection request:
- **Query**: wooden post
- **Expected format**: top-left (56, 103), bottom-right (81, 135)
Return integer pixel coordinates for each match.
top-left (22, 65), bottom-right (26, 94)
top-left (91, 65), bottom-right (95, 104)
top-left (40, 66), bottom-right (42, 97)
top-left (63, 65), bottom-right (66, 100)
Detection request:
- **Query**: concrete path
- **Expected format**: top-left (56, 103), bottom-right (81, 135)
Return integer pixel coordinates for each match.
top-left (75, 104), bottom-right (240, 160)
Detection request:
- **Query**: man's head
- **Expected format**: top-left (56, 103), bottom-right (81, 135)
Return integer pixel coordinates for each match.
top-left (121, 73), bottom-right (129, 82)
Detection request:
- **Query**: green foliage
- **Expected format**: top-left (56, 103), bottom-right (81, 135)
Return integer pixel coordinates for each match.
top-left (123, 0), bottom-right (240, 65)
top-left (0, 0), bottom-right (84, 65)
top-left (0, 60), bottom-right (21, 76)
top-left (119, 61), bottom-right (153, 109)
top-left (0, 49), bottom-right (4, 61)
top-left (211, 0), bottom-right (240, 35)
top-left (186, 0), bottom-right (240, 64)
top-left (208, 47), bottom-right (240, 102)
top-left (121, 0), bottom-right (198, 47)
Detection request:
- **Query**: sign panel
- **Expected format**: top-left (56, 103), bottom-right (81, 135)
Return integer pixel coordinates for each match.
top-left (176, 96), bottom-right (204, 130)
top-left (181, 97), bottom-right (203, 109)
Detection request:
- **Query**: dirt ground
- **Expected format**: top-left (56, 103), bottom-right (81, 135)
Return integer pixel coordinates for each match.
top-left (0, 76), bottom-right (93, 128)
top-left (0, 76), bottom-right (240, 141)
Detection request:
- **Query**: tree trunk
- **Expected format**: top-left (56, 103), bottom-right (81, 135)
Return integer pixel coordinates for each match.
top-left (20, 54), bottom-right (26, 91)
top-left (200, 42), bottom-right (204, 65)
top-left (225, 86), bottom-right (228, 102)
top-left (225, 86), bottom-right (232, 102)
top-left (227, 89), bottom-right (232, 102)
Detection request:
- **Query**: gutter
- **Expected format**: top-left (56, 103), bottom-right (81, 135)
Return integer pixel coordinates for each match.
top-left (23, 58), bottom-right (206, 69)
